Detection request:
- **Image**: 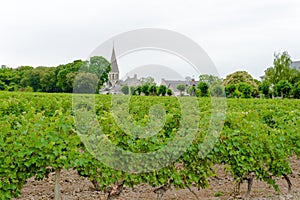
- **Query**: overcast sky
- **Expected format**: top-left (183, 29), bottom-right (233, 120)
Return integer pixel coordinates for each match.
top-left (1, 0), bottom-right (300, 79)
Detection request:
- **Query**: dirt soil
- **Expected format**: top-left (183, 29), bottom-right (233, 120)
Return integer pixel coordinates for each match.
top-left (15, 157), bottom-right (300, 200)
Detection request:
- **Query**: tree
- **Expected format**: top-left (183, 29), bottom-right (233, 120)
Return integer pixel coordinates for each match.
top-left (224, 71), bottom-right (257, 86)
top-left (0, 66), bottom-right (18, 87)
top-left (197, 82), bottom-right (210, 97)
top-left (289, 68), bottom-right (300, 85)
top-left (210, 84), bottom-right (224, 97)
top-left (199, 74), bottom-right (223, 85)
top-left (259, 80), bottom-right (271, 98)
top-left (225, 84), bottom-right (236, 98)
top-left (187, 86), bottom-right (196, 96)
top-left (264, 52), bottom-right (292, 85)
top-left (136, 86), bottom-right (142, 95)
top-left (237, 83), bottom-right (253, 98)
top-left (0, 80), bottom-right (6, 90)
top-left (6, 83), bottom-right (18, 91)
top-left (130, 86), bottom-right (136, 95)
top-left (264, 67), bottom-right (275, 84)
top-left (224, 71), bottom-right (258, 97)
top-left (274, 80), bottom-right (292, 98)
top-left (73, 72), bottom-right (99, 94)
top-left (56, 56), bottom-right (110, 93)
top-left (16, 66), bottom-right (34, 87)
top-left (149, 85), bottom-right (158, 96)
top-left (158, 85), bottom-right (167, 96)
top-left (141, 84), bottom-right (150, 96)
top-left (167, 88), bottom-right (173, 96)
top-left (140, 76), bottom-right (155, 86)
top-left (24, 86), bottom-right (33, 92)
top-left (56, 60), bottom-right (85, 92)
top-left (88, 56), bottom-right (111, 87)
top-left (273, 52), bottom-right (292, 84)
top-left (121, 85), bottom-right (129, 95)
top-left (21, 69), bottom-right (41, 92)
top-left (176, 84), bottom-right (186, 96)
top-left (0, 56), bottom-right (111, 94)
top-left (293, 81), bottom-right (300, 99)
top-left (37, 67), bottom-right (57, 92)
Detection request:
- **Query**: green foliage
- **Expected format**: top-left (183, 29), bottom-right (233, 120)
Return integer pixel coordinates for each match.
top-left (224, 71), bottom-right (256, 87)
top-left (140, 76), bottom-right (155, 85)
top-left (213, 98), bottom-right (299, 192)
top-left (199, 74), bottom-right (223, 85)
top-left (0, 80), bottom-right (6, 90)
top-left (214, 191), bottom-right (223, 197)
top-left (88, 56), bottom-right (111, 88)
top-left (149, 85), bottom-right (158, 96)
top-left (224, 75), bottom-right (256, 98)
top-left (237, 82), bottom-right (253, 98)
top-left (274, 80), bottom-right (292, 98)
top-left (24, 86), bottom-right (34, 92)
top-left (265, 52), bottom-right (292, 85)
top-left (38, 67), bottom-right (57, 92)
top-left (293, 81), bottom-right (300, 99)
top-left (176, 84), bottom-right (186, 96)
top-left (259, 80), bottom-right (271, 98)
top-left (130, 86), bottom-right (136, 95)
top-left (158, 85), bottom-right (167, 96)
top-left (0, 92), bottom-right (299, 199)
top-left (141, 84), bottom-right (150, 96)
top-left (121, 85), bottom-right (129, 95)
top-left (56, 60), bottom-right (84, 92)
top-left (187, 86), bottom-right (196, 96)
top-left (264, 51), bottom-right (300, 91)
top-left (225, 84), bottom-right (236, 98)
top-left (210, 84), bottom-right (225, 97)
top-left (136, 86), bottom-right (142, 95)
top-left (0, 56), bottom-right (110, 94)
top-left (197, 82), bottom-right (210, 97)
top-left (224, 71), bottom-right (258, 97)
top-left (0, 66), bottom-right (18, 86)
top-left (289, 68), bottom-right (300, 84)
top-left (167, 88), bottom-right (172, 96)
top-left (73, 72), bottom-right (99, 94)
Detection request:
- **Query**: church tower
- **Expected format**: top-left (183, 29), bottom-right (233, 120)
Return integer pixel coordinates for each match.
top-left (108, 44), bottom-right (119, 87)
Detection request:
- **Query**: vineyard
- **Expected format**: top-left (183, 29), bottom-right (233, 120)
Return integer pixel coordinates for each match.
top-left (0, 91), bottom-right (299, 200)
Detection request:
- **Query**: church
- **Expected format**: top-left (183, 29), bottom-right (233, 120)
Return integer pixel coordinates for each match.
top-left (100, 46), bottom-right (142, 94)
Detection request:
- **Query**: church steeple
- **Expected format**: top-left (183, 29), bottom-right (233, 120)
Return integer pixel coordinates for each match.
top-left (108, 43), bottom-right (119, 87)
top-left (110, 43), bottom-right (119, 73)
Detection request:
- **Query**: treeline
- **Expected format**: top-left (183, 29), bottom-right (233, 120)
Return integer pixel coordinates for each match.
top-left (119, 52), bottom-right (300, 98)
top-left (223, 52), bottom-right (300, 99)
top-left (172, 52), bottom-right (300, 99)
top-left (1, 51), bottom-right (300, 98)
top-left (121, 84), bottom-right (173, 96)
top-left (0, 56), bottom-right (110, 93)
top-left (120, 77), bottom-right (173, 96)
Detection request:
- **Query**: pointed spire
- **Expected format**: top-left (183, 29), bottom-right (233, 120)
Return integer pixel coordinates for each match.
top-left (110, 42), bottom-right (119, 73)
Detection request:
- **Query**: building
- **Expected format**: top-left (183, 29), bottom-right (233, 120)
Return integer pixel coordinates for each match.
top-left (101, 45), bottom-right (199, 96)
top-left (119, 74), bottom-right (141, 87)
top-left (100, 46), bottom-right (142, 94)
top-left (107, 45), bottom-right (119, 88)
top-left (161, 78), bottom-right (199, 96)
top-left (291, 61), bottom-right (300, 71)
